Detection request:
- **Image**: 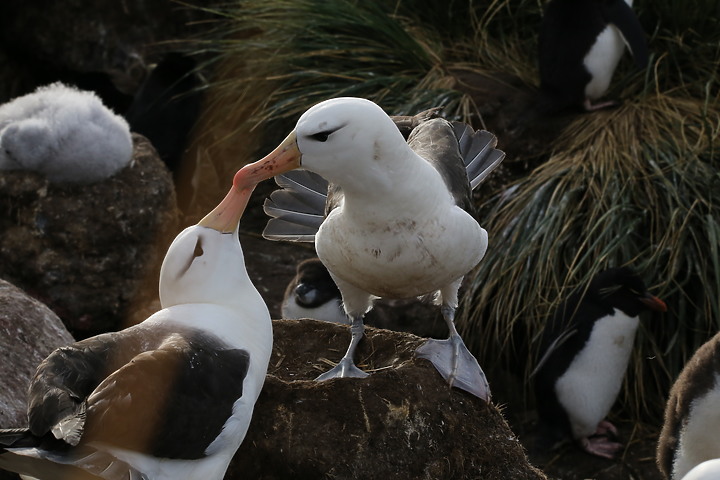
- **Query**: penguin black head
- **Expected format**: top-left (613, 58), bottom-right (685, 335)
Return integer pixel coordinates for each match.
top-left (588, 267), bottom-right (667, 317)
top-left (287, 258), bottom-right (341, 308)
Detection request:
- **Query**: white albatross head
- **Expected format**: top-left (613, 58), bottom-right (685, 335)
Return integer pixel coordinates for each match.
top-left (233, 97), bottom-right (409, 193)
top-left (159, 183), bottom-right (256, 309)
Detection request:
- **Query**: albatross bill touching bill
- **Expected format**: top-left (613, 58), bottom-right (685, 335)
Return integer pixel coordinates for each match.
top-left (233, 97), bottom-right (505, 401)
top-left (0, 180), bottom-right (272, 480)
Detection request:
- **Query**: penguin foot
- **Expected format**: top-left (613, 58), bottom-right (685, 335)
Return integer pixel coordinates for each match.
top-left (595, 420), bottom-right (619, 438)
top-left (316, 357), bottom-right (369, 381)
top-left (415, 335), bottom-right (491, 401)
top-left (583, 98), bottom-right (620, 111)
top-left (579, 435), bottom-right (623, 459)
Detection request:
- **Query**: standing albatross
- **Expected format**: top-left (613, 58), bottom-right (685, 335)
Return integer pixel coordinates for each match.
top-left (233, 97), bottom-right (504, 400)
top-left (0, 180), bottom-right (271, 480)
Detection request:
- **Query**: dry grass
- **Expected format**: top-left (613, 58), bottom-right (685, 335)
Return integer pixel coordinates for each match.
top-left (184, 0), bottom-right (720, 420)
top-left (459, 90), bottom-right (720, 419)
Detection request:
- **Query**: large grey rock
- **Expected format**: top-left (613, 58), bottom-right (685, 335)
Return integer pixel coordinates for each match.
top-left (230, 319), bottom-right (547, 480)
top-left (0, 134), bottom-right (179, 337)
top-left (0, 279), bottom-right (74, 429)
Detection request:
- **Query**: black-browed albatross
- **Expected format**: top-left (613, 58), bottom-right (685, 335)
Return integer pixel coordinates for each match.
top-left (0, 181), bottom-right (272, 479)
top-left (233, 97), bottom-right (504, 400)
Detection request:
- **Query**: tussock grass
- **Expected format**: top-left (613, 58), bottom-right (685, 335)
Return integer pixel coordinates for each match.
top-left (187, 0), bottom-right (720, 420)
top-left (460, 91), bottom-right (720, 418)
top-left (200, 0), bottom-right (472, 124)
top-left (182, 0), bottom-right (542, 214)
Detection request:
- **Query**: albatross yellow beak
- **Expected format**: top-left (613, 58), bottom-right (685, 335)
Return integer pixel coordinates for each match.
top-left (233, 131), bottom-right (302, 189)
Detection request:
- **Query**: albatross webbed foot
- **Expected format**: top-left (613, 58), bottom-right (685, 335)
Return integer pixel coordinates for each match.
top-left (416, 334), bottom-right (491, 401)
top-left (316, 357), bottom-right (369, 381)
top-left (315, 313), bottom-right (369, 381)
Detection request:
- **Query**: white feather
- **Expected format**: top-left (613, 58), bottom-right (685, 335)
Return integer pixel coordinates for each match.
top-left (281, 295), bottom-right (349, 324)
top-left (673, 374), bottom-right (720, 480)
top-left (0, 82), bottom-right (133, 184)
top-left (554, 310), bottom-right (639, 438)
top-left (583, 25), bottom-right (627, 100)
top-left (681, 459), bottom-right (720, 480)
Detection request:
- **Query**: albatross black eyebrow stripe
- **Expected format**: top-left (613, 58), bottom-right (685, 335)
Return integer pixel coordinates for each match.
top-left (308, 123), bottom-right (349, 142)
top-left (177, 236), bottom-right (204, 280)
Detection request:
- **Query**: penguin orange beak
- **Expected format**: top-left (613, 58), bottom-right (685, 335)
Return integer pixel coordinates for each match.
top-left (640, 293), bottom-right (667, 312)
top-left (233, 131), bottom-right (302, 189)
top-left (198, 185), bottom-right (255, 234)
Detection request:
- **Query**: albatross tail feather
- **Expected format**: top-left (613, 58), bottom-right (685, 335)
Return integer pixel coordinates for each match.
top-left (262, 169), bottom-right (328, 242)
top-left (452, 123), bottom-right (505, 189)
top-left (0, 431), bottom-right (143, 480)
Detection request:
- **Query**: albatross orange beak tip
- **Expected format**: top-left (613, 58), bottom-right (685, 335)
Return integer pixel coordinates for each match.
top-left (233, 131), bottom-right (302, 190)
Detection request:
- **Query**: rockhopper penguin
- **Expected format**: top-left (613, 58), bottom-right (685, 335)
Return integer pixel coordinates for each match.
top-left (538, 0), bottom-right (650, 112)
top-left (533, 267), bottom-right (666, 458)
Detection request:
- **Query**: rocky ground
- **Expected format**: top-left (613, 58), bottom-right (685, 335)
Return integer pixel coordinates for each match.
top-left (0, 1), bottom-right (672, 477)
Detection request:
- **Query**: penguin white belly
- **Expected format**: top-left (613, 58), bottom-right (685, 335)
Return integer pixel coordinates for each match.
top-left (682, 459), bottom-right (720, 480)
top-left (673, 373), bottom-right (720, 479)
top-left (554, 310), bottom-right (639, 438)
top-left (316, 208), bottom-right (487, 299)
top-left (583, 25), bottom-right (626, 100)
top-left (281, 295), bottom-right (348, 324)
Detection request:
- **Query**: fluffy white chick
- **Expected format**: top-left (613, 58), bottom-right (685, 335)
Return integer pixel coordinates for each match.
top-left (0, 82), bottom-right (133, 184)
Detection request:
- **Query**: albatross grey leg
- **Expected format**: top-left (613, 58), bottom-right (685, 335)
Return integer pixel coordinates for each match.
top-left (415, 304), bottom-right (491, 401)
top-left (316, 313), bottom-right (369, 381)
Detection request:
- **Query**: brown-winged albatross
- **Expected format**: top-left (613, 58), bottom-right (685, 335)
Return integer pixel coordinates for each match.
top-left (0, 181), bottom-right (272, 479)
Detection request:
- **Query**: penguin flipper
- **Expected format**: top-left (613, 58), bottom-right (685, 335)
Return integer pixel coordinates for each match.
top-left (530, 328), bottom-right (578, 378)
top-left (602, 0), bottom-right (650, 68)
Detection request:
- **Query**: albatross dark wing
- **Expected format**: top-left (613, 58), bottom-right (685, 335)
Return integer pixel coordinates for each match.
top-left (27, 330), bottom-right (147, 446)
top-left (82, 332), bottom-right (249, 460)
top-left (22, 325), bottom-right (249, 462)
top-left (407, 118), bottom-right (473, 213)
top-left (407, 118), bottom-right (505, 215)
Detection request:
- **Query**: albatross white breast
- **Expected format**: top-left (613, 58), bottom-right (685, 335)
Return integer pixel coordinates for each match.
top-left (232, 97), bottom-right (504, 400)
top-left (0, 180), bottom-right (271, 480)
